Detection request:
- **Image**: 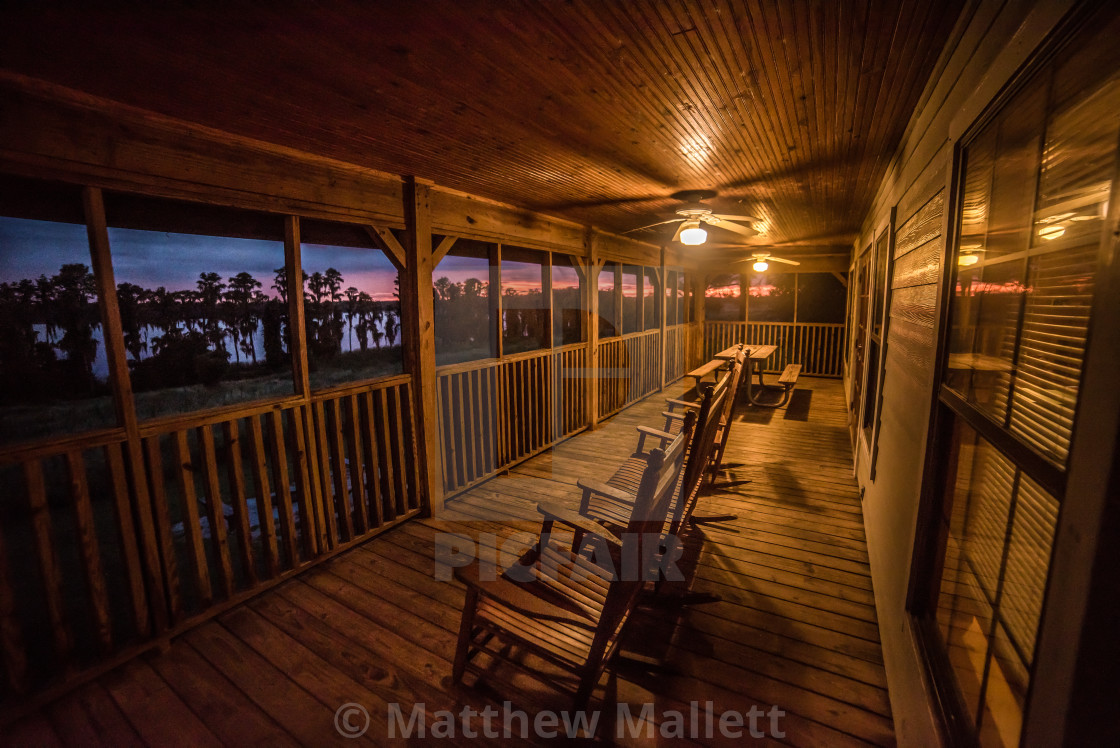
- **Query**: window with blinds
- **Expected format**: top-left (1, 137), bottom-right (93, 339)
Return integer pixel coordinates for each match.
top-left (946, 60), bottom-right (1119, 468)
top-left (922, 7), bottom-right (1120, 746)
top-left (936, 421), bottom-right (1059, 746)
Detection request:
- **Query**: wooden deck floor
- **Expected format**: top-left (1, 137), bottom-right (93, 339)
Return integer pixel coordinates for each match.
top-left (2, 377), bottom-right (893, 747)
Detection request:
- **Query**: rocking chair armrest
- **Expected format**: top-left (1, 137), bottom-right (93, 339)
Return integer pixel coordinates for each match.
top-left (665, 397), bottom-right (701, 411)
top-left (576, 478), bottom-right (636, 506)
top-left (635, 425), bottom-right (674, 446)
top-left (537, 502), bottom-right (623, 547)
top-left (661, 410), bottom-right (687, 422)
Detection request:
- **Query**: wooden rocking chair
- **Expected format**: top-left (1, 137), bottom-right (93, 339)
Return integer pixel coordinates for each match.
top-left (451, 411), bottom-right (695, 710)
top-left (662, 344), bottom-right (748, 486)
top-left (549, 368), bottom-right (730, 544)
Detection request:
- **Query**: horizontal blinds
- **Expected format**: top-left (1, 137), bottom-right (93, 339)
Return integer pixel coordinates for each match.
top-left (1008, 75), bottom-right (1119, 464)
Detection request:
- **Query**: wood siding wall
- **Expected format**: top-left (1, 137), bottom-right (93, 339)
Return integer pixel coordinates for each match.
top-left (848, 1), bottom-right (1084, 745)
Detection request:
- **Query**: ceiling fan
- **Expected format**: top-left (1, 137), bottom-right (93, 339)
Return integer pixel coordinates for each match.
top-left (624, 190), bottom-right (758, 245)
top-left (740, 251), bottom-right (800, 272)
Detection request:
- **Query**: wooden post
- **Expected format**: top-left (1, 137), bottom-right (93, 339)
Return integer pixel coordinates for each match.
top-left (541, 252), bottom-right (554, 350)
top-left (635, 265), bottom-right (644, 334)
top-left (584, 230), bottom-right (601, 430)
top-left (613, 263), bottom-right (623, 335)
top-left (658, 248), bottom-right (668, 391)
top-left (283, 216), bottom-right (326, 554)
top-left (400, 177), bottom-right (444, 515)
top-left (489, 243), bottom-right (503, 359)
top-left (82, 186), bottom-right (167, 634)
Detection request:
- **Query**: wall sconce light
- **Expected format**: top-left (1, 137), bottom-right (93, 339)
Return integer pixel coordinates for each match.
top-left (679, 221), bottom-right (708, 246)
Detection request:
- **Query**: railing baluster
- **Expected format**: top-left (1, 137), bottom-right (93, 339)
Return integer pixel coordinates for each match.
top-left (222, 421), bottom-right (257, 586)
top-left (247, 415), bottom-right (280, 579)
top-left (311, 402), bottom-right (338, 549)
top-left (452, 373), bottom-right (468, 486)
top-left (105, 441), bottom-right (149, 634)
top-left (139, 438), bottom-right (179, 624)
top-left (266, 411), bottom-right (299, 570)
top-left (197, 425), bottom-right (234, 599)
top-left (327, 400), bottom-right (352, 543)
top-left (361, 392), bottom-right (385, 527)
top-left (24, 460), bottom-right (70, 665)
top-left (173, 431), bottom-right (212, 606)
top-left (0, 517), bottom-right (27, 693)
top-left (389, 385), bottom-right (409, 517)
top-left (64, 451), bottom-right (112, 654)
top-left (344, 395), bottom-right (368, 536)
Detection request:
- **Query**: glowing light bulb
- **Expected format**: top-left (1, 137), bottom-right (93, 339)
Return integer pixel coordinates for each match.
top-left (958, 253), bottom-right (979, 267)
top-left (752, 260), bottom-right (769, 272)
top-left (679, 222), bottom-right (707, 245)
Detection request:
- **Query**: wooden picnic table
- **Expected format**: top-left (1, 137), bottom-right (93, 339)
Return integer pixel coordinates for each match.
top-left (713, 344), bottom-right (777, 389)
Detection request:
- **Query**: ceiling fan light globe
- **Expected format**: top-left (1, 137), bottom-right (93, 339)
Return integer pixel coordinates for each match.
top-left (752, 260), bottom-right (769, 272)
top-left (680, 225), bottom-right (707, 245)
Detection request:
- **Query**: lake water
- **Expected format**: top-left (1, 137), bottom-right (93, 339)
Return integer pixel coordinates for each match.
top-left (34, 311), bottom-right (401, 380)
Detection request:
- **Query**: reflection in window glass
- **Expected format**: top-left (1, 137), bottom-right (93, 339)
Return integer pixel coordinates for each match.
top-left (948, 69), bottom-right (1118, 464)
top-left (0, 195), bottom-right (117, 443)
top-left (553, 257), bottom-right (583, 345)
top-left (796, 273), bottom-right (847, 323)
top-left (704, 274), bottom-right (740, 321)
top-left (643, 268), bottom-right (659, 330)
top-left (105, 197), bottom-right (291, 421)
top-left (747, 274), bottom-right (795, 322)
top-left (434, 246), bottom-right (491, 365)
top-left (936, 421), bottom-right (1057, 746)
top-left (501, 257), bottom-right (547, 354)
top-left (301, 221), bottom-right (402, 390)
top-left (598, 262), bottom-right (617, 338)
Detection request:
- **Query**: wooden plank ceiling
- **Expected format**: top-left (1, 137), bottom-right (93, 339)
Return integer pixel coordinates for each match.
top-left (0, 0), bottom-right (963, 262)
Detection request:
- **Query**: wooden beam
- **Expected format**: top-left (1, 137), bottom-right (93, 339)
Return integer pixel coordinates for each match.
top-left (832, 271), bottom-right (849, 288)
top-left (658, 247), bottom-right (667, 391)
top-left (541, 253), bottom-right (554, 350)
top-left (489, 243), bottom-right (503, 360)
top-left (284, 217), bottom-right (311, 400)
top-left (364, 224), bottom-right (407, 270)
top-left (585, 231), bottom-right (601, 430)
top-left (433, 234), bottom-right (458, 265)
top-left (399, 177), bottom-right (444, 516)
top-left (83, 186), bottom-right (166, 634)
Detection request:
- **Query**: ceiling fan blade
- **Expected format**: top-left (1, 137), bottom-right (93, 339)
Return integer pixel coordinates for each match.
top-left (704, 218), bottom-right (758, 238)
top-left (770, 256), bottom-right (801, 265)
top-left (671, 222), bottom-right (686, 242)
top-left (710, 213), bottom-right (759, 222)
top-left (624, 218), bottom-right (684, 234)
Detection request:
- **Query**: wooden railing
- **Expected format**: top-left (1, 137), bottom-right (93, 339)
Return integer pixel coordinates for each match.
top-left (598, 329), bottom-right (662, 417)
top-left (704, 321), bottom-right (846, 377)
top-left (0, 375), bottom-right (420, 699)
top-left (437, 344), bottom-right (587, 495)
top-left (664, 322), bottom-right (703, 384)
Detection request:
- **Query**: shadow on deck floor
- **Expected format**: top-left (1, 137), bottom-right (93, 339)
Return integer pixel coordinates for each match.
top-left (3, 377), bottom-right (893, 747)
